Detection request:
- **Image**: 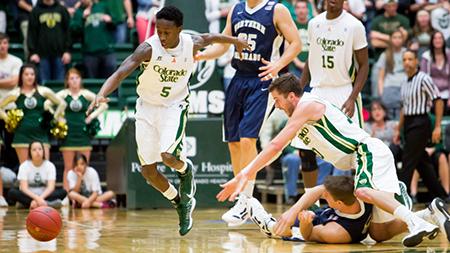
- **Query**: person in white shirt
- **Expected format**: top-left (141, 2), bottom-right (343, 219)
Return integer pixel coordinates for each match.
top-left (7, 141), bottom-right (67, 209)
top-left (67, 153), bottom-right (115, 208)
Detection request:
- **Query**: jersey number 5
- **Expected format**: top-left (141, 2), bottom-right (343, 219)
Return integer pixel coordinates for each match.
top-left (160, 86), bottom-right (171, 97)
top-left (322, 55), bottom-right (334, 69)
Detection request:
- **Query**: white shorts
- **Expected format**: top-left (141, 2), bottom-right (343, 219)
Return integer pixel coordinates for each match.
top-left (355, 137), bottom-right (400, 223)
top-left (310, 85), bottom-right (364, 128)
top-left (134, 98), bottom-right (188, 165)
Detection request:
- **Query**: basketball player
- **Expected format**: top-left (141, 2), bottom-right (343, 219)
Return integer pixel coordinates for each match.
top-left (249, 175), bottom-right (374, 244)
top-left (196, 0), bottom-right (301, 226)
top-left (217, 74), bottom-right (450, 247)
top-left (88, 6), bottom-right (249, 236)
top-left (294, 0), bottom-right (370, 195)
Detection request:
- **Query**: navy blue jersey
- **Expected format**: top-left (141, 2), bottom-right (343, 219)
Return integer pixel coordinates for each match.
top-left (231, 0), bottom-right (284, 76)
top-left (293, 201), bottom-right (373, 243)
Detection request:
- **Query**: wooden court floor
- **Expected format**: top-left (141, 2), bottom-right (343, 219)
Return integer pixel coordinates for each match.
top-left (0, 204), bottom-right (449, 253)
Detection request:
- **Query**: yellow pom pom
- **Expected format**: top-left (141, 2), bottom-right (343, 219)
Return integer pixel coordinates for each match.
top-left (5, 109), bottom-right (24, 133)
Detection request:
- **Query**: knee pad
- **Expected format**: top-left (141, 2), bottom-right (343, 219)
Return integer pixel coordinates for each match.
top-left (299, 149), bottom-right (318, 172)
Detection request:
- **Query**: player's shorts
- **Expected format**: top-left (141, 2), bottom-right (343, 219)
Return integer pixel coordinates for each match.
top-left (355, 137), bottom-right (400, 223)
top-left (223, 75), bottom-right (273, 142)
top-left (134, 98), bottom-right (188, 165)
top-left (310, 85), bottom-right (364, 128)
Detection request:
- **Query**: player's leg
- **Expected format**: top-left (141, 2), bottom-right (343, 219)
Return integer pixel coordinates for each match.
top-left (354, 141), bottom-right (439, 247)
top-left (228, 142), bottom-right (241, 175)
top-left (159, 103), bottom-right (196, 236)
top-left (68, 191), bottom-right (88, 206)
top-left (299, 149), bottom-right (318, 190)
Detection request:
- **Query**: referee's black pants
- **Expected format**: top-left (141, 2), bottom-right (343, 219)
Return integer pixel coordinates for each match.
top-left (397, 115), bottom-right (448, 199)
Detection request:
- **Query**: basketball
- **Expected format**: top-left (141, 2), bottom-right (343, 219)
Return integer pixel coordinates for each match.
top-left (26, 206), bottom-right (62, 242)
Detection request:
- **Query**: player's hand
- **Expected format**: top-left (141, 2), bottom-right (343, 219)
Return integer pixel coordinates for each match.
top-left (258, 58), bottom-right (279, 81)
top-left (299, 210), bottom-right (315, 225)
top-left (194, 51), bottom-right (206, 61)
top-left (432, 126), bottom-right (441, 144)
top-left (216, 171), bottom-right (249, 202)
top-left (274, 208), bottom-right (298, 236)
top-left (87, 95), bottom-right (109, 115)
top-left (234, 38), bottom-right (251, 60)
top-left (341, 97), bottom-right (356, 118)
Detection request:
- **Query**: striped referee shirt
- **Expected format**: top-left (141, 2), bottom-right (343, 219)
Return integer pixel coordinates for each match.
top-left (401, 71), bottom-right (441, 116)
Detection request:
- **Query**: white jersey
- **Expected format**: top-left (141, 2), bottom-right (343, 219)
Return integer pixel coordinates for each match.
top-left (137, 33), bottom-right (194, 106)
top-left (296, 93), bottom-right (370, 169)
top-left (308, 10), bottom-right (367, 88)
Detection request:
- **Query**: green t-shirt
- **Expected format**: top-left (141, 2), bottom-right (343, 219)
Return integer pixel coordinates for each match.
top-left (371, 14), bottom-right (411, 36)
top-left (105, 0), bottom-right (126, 23)
top-left (295, 20), bottom-right (309, 62)
top-left (280, 1), bottom-right (315, 21)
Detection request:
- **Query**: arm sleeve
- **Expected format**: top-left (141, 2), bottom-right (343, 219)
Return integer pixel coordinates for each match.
top-left (421, 74), bottom-right (440, 100)
top-left (38, 86), bottom-right (67, 119)
top-left (353, 21), bottom-right (368, 50)
top-left (17, 163), bottom-right (27, 181)
top-left (90, 168), bottom-right (102, 193)
top-left (47, 161), bottom-right (57, 181)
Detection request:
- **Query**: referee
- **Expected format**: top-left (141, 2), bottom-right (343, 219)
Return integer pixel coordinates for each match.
top-left (395, 49), bottom-right (448, 200)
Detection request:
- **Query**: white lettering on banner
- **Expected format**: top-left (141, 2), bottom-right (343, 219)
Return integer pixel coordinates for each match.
top-left (189, 90), bottom-right (224, 114)
top-left (186, 137), bottom-right (197, 157)
top-left (131, 162), bottom-right (141, 173)
top-left (201, 162), bottom-right (233, 175)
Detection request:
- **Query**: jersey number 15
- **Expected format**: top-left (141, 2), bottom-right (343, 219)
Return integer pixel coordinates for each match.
top-left (322, 55), bottom-right (335, 69)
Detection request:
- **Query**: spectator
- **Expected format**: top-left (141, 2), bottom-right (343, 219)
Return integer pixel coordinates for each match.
top-left (364, 99), bottom-right (398, 146)
top-left (28, 0), bottom-right (71, 83)
top-left (0, 64), bottom-right (66, 163)
top-left (370, 0), bottom-right (411, 59)
top-left (428, 0), bottom-right (450, 43)
top-left (421, 31), bottom-right (450, 114)
top-left (0, 2), bottom-right (6, 33)
top-left (344, 0), bottom-right (366, 20)
top-left (136, 0), bottom-right (160, 43)
top-left (51, 68), bottom-right (107, 192)
top-left (70, 0), bottom-right (117, 78)
top-left (60, 0), bottom-right (80, 16)
top-left (412, 9), bottom-right (435, 57)
top-left (395, 49), bottom-right (448, 201)
top-left (16, 0), bottom-right (37, 58)
top-left (0, 32), bottom-right (23, 169)
top-left (68, 153), bottom-right (115, 208)
top-left (376, 29), bottom-right (407, 119)
top-left (7, 141), bottom-right (67, 209)
top-left (107, 0), bottom-right (135, 44)
top-left (290, 0), bottom-right (310, 79)
top-left (0, 166), bottom-right (17, 206)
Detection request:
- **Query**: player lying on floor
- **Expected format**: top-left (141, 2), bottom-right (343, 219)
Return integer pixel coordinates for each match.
top-left (217, 73), bottom-right (450, 247)
top-left (247, 175), bottom-right (449, 245)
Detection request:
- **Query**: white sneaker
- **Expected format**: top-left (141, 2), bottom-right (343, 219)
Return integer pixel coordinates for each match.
top-left (0, 196), bottom-right (8, 207)
top-left (61, 197), bottom-right (69, 206)
top-left (222, 195), bottom-right (250, 227)
top-left (402, 219), bottom-right (439, 247)
top-left (429, 197), bottom-right (450, 242)
top-left (248, 197), bottom-right (276, 237)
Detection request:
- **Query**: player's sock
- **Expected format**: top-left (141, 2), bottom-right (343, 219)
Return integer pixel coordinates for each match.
top-left (177, 162), bottom-right (188, 175)
top-left (161, 183), bottom-right (180, 205)
top-left (242, 180), bottom-right (255, 198)
top-left (305, 188), bottom-right (320, 207)
top-left (394, 205), bottom-right (424, 230)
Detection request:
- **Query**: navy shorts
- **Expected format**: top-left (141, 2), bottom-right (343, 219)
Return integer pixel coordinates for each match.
top-left (223, 75), bottom-right (272, 142)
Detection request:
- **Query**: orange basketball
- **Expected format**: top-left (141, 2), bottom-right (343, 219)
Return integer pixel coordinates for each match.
top-left (26, 206), bottom-right (62, 241)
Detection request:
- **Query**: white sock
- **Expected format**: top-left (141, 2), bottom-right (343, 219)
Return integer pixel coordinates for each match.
top-left (162, 183), bottom-right (179, 201)
top-left (177, 162), bottom-right (187, 174)
top-left (305, 188), bottom-right (320, 207)
top-left (394, 205), bottom-right (423, 230)
top-left (242, 180), bottom-right (255, 197)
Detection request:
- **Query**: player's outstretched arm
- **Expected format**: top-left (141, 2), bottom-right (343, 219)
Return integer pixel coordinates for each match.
top-left (300, 214), bottom-right (352, 243)
top-left (192, 34), bottom-right (249, 59)
top-left (88, 43), bottom-right (152, 113)
top-left (195, 4), bottom-right (235, 61)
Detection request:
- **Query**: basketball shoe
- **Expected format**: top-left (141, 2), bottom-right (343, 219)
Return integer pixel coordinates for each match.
top-left (428, 197), bottom-right (450, 241)
top-left (248, 197), bottom-right (276, 237)
top-left (402, 218), bottom-right (439, 247)
top-left (178, 160), bottom-right (196, 204)
top-left (175, 197), bottom-right (196, 236)
top-left (396, 181), bottom-right (413, 211)
top-left (222, 195), bottom-right (250, 227)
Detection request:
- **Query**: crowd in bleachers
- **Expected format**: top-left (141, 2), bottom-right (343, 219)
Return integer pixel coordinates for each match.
top-left (0, 0), bottom-right (449, 208)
